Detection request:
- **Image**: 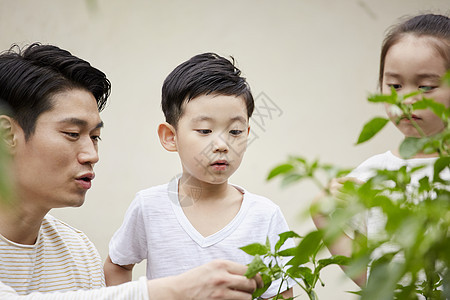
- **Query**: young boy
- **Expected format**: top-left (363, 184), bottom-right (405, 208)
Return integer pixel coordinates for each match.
top-left (104, 53), bottom-right (294, 298)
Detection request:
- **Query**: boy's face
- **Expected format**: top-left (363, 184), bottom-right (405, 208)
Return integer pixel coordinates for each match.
top-left (174, 94), bottom-right (249, 185)
top-left (11, 89), bottom-right (103, 212)
top-left (382, 35), bottom-right (450, 138)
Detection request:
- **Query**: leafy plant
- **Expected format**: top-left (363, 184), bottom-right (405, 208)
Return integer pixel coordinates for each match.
top-left (241, 71), bottom-right (450, 299)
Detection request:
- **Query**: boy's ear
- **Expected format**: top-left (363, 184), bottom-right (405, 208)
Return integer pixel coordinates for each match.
top-left (157, 122), bottom-right (177, 152)
top-left (0, 115), bottom-right (18, 152)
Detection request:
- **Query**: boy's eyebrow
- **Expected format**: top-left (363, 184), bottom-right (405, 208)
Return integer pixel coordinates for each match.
top-left (191, 116), bottom-right (247, 124)
top-left (230, 116), bottom-right (247, 123)
top-left (58, 118), bottom-right (104, 129)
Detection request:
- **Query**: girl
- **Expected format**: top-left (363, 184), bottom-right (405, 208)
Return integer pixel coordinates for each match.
top-left (313, 13), bottom-right (450, 287)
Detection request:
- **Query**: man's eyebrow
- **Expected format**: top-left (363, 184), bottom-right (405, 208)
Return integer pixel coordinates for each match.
top-left (58, 118), bottom-right (104, 129)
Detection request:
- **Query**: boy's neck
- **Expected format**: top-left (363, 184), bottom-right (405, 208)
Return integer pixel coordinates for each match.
top-left (177, 174), bottom-right (244, 237)
top-left (178, 174), bottom-right (230, 203)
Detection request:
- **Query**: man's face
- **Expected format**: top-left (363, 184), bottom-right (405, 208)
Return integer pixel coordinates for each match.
top-left (12, 89), bottom-right (103, 212)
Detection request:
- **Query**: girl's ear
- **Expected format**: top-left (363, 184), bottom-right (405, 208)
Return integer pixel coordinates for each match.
top-left (0, 115), bottom-right (18, 152)
top-left (157, 122), bottom-right (177, 152)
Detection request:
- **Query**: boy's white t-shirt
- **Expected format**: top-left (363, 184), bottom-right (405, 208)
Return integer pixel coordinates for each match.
top-left (109, 176), bottom-right (295, 298)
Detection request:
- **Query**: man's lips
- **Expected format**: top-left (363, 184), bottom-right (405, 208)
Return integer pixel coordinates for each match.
top-left (75, 173), bottom-right (95, 189)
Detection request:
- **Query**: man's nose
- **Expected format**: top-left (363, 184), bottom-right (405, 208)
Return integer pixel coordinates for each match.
top-left (78, 138), bottom-right (99, 165)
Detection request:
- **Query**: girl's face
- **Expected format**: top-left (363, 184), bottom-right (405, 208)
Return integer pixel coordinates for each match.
top-left (382, 35), bottom-right (450, 138)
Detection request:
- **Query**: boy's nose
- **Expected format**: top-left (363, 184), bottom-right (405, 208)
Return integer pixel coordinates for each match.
top-left (213, 136), bottom-right (229, 153)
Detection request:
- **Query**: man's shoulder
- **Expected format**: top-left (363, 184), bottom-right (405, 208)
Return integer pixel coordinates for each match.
top-left (42, 214), bottom-right (91, 241)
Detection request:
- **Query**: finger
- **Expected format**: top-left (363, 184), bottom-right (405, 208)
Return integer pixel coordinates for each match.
top-left (227, 273), bottom-right (257, 294)
top-left (219, 260), bottom-right (248, 276)
top-left (253, 273), bottom-right (263, 289)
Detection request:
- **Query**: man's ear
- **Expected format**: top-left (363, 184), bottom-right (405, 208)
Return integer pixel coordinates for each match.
top-left (0, 115), bottom-right (17, 151)
top-left (157, 122), bottom-right (177, 152)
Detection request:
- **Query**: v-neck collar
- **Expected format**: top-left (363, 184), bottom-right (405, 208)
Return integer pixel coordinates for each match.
top-left (167, 175), bottom-right (250, 248)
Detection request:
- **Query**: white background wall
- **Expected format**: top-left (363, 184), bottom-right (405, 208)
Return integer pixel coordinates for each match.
top-left (1, 1), bottom-right (448, 298)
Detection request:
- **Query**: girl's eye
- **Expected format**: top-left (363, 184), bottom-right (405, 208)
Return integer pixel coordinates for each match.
top-left (387, 84), bottom-right (401, 90)
top-left (230, 130), bottom-right (243, 136)
top-left (196, 129), bottom-right (212, 135)
top-left (419, 86), bottom-right (436, 92)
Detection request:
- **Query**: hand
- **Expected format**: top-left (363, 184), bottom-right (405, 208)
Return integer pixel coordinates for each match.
top-left (147, 260), bottom-right (262, 300)
top-left (328, 177), bottom-right (365, 196)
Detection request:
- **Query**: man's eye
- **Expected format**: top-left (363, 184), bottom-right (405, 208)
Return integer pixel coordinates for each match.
top-left (196, 129), bottom-right (212, 134)
top-left (419, 86), bottom-right (436, 92)
top-left (64, 132), bottom-right (79, 138)
top-left (91, 135), bottom-right (102, 142)
top-left (230, 130), bottom-right (243, 136)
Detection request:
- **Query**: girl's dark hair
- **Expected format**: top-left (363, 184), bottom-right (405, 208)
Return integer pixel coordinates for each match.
top-left (161, 52), bottom-right (254, 127)
top-left (379, 14), bottom-right (450, 89)
top-left (0, 43), bottom-right (111, 139)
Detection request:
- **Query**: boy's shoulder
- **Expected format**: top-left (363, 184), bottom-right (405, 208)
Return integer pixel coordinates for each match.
top-left (233, 184), bottom-right (281, 211)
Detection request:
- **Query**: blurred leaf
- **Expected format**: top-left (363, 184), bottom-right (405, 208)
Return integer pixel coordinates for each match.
top-left (399, 137), bottom-right (427, 158)
top-left (240, 243), bottom-right (269, 256)
top-left (244, 255), bottom-right (267, 278)
top-left (368, 90), bottom-right (397, 104)
top-left (356, 117), bottom-right (389, 144)
top-left (434, 156), bottom-right (450, 181)
top-left (443, 70), bottom-right (450, 86)
top-left (252, 272), bottom-right (271, 298)
top-left (413, 98), bottom-right (448, 120)
top-left (267, 163), bottom-right (294, 180)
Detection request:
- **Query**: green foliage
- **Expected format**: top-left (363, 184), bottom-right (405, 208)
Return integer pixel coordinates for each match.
top-left (241, 73), bottom-right (450, 299)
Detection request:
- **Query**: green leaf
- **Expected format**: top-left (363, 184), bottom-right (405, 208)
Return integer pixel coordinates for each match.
top-left (287, 266), bottom-right (314, 286)
top-left (368, 92), bottom-right (397, 105)
top-left (251, 272), bottom-right (271, 298)
top-left (442, 70), bottom-right (450, 87)
top-left (399, 137), bottom-right (427, 159)
top-left (434, 156), bottom-right (450, 181)
top-left (287, 231), bottom-right (323, 267)
top-left (267, 163), bottom-right (294, 180)
top-left (413, 98), bottom-right (447, 120)
top-left (317, 255), bottom-right (350, 269)
top-left (275, 231), bottom-right (300, 252)
top-left (356, 117), bottom-right (389, 144)
top-left (240, 243), bottom-right (269, 256)
top-left (244, 255), bottom-right (267, 278)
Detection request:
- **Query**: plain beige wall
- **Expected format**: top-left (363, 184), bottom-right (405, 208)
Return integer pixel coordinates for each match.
top-left (1, 0), bottom-right (449, 298)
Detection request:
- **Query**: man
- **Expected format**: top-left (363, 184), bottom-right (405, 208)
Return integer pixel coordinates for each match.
top-left (0, 43), bottom-right (261, 299)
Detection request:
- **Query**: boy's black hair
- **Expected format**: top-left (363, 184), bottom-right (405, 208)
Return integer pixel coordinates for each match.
top-left (0, 43), bottom-right (111, 139)
top-left (161, 52), bottom-right (254, 127)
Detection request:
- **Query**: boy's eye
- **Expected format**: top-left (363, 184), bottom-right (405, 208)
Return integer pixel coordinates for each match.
top-left (419, 86), bottom-right (436, 92)
top-left (196, 129), bottom-right (212, 135)
top-left (230, 130), bottom-right (243, 136)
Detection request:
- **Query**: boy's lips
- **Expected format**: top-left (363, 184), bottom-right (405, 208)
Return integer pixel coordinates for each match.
top-left (210, 160), bottom-right (229, 171)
